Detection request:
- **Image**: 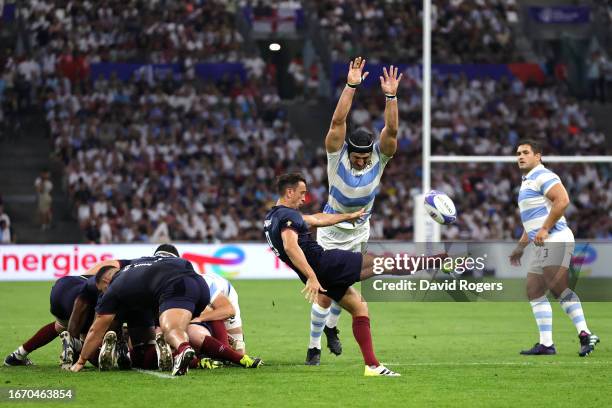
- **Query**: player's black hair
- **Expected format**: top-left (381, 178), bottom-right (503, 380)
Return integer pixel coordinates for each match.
top-left (95, 265), bottom-right (118, 285)
top-left (277, 172), bottom-right (306, 195)
top-left (516, 139), bottom-right (542, 155)
top-left (154, 244), bottom-right (180, 257)
top-left (346, 127), bottom-right (374, 154)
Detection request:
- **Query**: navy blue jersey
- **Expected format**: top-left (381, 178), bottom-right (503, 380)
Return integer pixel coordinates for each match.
top-left (50, 275), bottom-right (92, 320)
top-left (96, 256), bottom-right (198, 315)
top-left (263, 205), bottom-right (324, 277)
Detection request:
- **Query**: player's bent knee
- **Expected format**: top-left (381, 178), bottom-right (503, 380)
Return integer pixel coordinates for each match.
top-left (317, 294), bottom-right (332, 308)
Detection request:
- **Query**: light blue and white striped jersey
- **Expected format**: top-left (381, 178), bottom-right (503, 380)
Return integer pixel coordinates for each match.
top-left (323, 142), bottom-right (392, 230)
top-left (203, 273), bottom-right (233, 302)
top-left (518, 164), bottom-right (568, 241)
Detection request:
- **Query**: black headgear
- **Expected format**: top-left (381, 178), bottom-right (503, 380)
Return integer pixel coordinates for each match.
top-left (346, 128), bottom-right (374, 154)
top-left (154, 244), bottom-right (180, 257)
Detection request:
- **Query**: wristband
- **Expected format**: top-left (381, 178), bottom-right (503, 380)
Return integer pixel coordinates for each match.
top-left (346, 82), bottom-right (359, 88)
top-left (385, 94), bottom-right (397, 100)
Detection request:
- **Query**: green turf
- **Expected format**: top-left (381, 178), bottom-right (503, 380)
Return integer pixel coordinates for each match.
top-left (0, 281), bottom-right (610, 407)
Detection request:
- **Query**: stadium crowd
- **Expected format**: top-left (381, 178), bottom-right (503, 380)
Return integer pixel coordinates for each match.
top-left (19, 0), bottom-right (244, 64)
top-left (3, 0), bottom-right (609, 243)
top-left (342, 75), bottom-right (611, 240)
top-left (314, 0), bottom-right (520, 64)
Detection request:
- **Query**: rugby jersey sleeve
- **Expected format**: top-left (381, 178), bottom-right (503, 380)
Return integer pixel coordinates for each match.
top-left (535, 170), bottom-right (561, 195)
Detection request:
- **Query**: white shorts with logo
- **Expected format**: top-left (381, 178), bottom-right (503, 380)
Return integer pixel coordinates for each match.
top-left (224, 284), bottom-right (242, 330)
top-left (529, 228), bottom-right (575, 275)
top-left (316, 222), bottom-right (370, 254)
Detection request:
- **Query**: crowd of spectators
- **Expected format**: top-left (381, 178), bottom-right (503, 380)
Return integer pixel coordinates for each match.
top-left (44, 71), bottom-right (302, 243)
top-left (340, 74), bottom-right (611, 240)
top-left (314, 0), bottom-right (520, 64)
top-left (20, 0), bottom-right (244, 65)
top-left (3, 0), bottom-right (609, 243)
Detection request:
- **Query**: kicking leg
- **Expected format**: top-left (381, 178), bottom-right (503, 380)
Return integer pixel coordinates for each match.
top-left (338, 287), bottom-right (399, 377)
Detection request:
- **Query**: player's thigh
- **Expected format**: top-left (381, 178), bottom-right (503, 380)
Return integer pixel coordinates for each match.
top-left (338, 287), bottom-right (368, 317)
top-left (159, 308), bottom-right (193, 332)
top-left (526, 272), bottom-right (546, 299)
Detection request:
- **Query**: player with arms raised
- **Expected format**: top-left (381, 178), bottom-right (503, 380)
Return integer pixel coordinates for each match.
top-left (305, 57), bottom-right (402, 365)
top-left (509, 140), bottom-right (599, 356)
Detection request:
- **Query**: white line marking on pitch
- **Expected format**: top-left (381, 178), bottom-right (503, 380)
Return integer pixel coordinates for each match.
top-left (383, 361), bottom-right (612, 367)
top-left (133, 368), bottom-right (177, 379)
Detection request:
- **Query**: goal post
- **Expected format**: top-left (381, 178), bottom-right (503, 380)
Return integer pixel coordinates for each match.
top-left (415, 0), bottom-right (612, 243)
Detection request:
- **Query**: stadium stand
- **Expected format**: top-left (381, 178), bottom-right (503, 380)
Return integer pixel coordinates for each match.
top-left (314, 0), bottom-right (521, 63)
top-left (1, 0), bottom-right (609, 243)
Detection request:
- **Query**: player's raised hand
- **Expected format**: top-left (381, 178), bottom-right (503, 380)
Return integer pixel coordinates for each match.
top-left (347, 57), bottom-right (369, 86)
top-left (302, 277), bottom-right (326, 304)
top-left (379, 65), bottom-right (403, 96)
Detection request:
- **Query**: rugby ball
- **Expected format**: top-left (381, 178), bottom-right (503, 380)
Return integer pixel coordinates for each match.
top-left (424, 190), bottom-right (457, 225)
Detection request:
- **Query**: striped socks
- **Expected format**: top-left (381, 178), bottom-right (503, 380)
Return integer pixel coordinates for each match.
top-left (308, 303), bottom-right (329, 349)
top-left (530, 296), bottom-right (553, 346)
top-left (559, 288), bottom-right (590, 334)
top-left (325, 301), bottom-right (342, 328)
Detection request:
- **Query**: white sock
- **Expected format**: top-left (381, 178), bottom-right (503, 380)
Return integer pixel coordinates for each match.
top-left (309, 303), bottom-right (329, 349)
top-left (325, 301), bottom-right (342, 328)
top-left (229, 333), bottom-right (244, 342)
top-left (530, 296), bottom-right (553, 346)
top-left (559, 288), bottom-right (590, 334)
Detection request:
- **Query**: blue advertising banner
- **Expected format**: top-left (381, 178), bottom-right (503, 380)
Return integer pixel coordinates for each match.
top-left (331, 63), bottom-right (516, 88)
top-left (90, 63), bottom-right (181, 82)
top-left (90, 63), bottom-right (247, 83)
top-left (529, 6), bottom-right (591, 24)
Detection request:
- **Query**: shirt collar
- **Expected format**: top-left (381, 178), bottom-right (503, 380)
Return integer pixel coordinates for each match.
top-left (522, 164), bottom-right (544, 181)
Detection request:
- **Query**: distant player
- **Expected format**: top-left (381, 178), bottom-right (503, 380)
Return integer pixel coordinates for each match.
top-left (69, 256), bottom-right (210, 376)
top-left (509, 139), bottom-right (599, 356)
top-left (306, 57), bottom-right (401, 365)
top-left (264, 173), bottom-right (401, 376)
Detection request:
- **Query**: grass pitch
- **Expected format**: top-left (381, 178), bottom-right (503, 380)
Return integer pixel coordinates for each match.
top-left (1, 280), bottom-right (611, 407)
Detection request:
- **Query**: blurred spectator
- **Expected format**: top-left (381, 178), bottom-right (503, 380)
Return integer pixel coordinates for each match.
top-left (0, 218), bottom-right (12, 243)
top-left (587, 51), bottom-right (607, 103)
top-left (34, 170), bottom-right (53, 230)
top-left (0, 203), bottom-right (10, 227)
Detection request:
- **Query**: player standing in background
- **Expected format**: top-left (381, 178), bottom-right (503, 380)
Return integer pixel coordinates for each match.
top-left (306, 57), bottom-right (402, 365)
top-left (509, 140), bottom-right (599, 356)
